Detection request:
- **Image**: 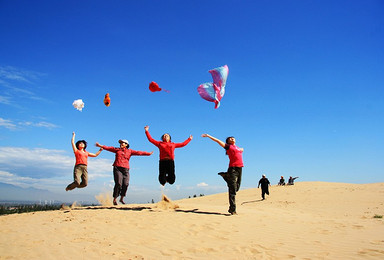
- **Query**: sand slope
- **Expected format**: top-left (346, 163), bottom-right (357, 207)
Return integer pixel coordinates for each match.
top-left (1, 182), bottom-right (383, 259)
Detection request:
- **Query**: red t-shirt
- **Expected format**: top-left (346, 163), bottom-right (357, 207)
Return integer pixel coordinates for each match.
top-left (225, 144), bottom-right (244, 167)
top-left (145, 131), bottom-right (191, 160)
top-left (74, 149), bottom-right (89, 165)
top-left (102, 146), bottom-right (151, 168)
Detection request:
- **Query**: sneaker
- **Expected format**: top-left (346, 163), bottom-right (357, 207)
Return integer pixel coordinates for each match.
top-left (228, 210), bottom-right (237, 215)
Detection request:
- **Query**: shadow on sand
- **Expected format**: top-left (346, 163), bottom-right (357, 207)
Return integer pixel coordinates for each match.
top-left (69, 205), bottom-right (231, 216)
top-left (71, 206), bottom-right (152, 212)
top-left (241, 199), bottom-right (264, 205)
top-left (175, 208), bottom-right (231, 216)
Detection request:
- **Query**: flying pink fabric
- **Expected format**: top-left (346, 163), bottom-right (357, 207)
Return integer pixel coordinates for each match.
top-left (197, 65), bottom-right (229, 109)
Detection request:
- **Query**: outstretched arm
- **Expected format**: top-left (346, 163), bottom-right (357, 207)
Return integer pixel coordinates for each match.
top-left (88, 148), bottom-right (103, 157)
top-left (71, 132), bottom-right (77, 153)
top-left (174, 135), bottom-right (193, 148)
top-left (201, 134), bottom-right (225, 148)
top-left (131, 150), bottom-right (154, 156)
top-left (95, 142), bottom-right (118, 153)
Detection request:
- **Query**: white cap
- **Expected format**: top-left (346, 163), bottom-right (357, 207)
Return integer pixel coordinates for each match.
top-left (119, 139), bottom-right (129, 145)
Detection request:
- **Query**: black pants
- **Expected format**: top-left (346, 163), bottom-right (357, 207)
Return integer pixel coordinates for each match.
top-left (223, 167), bottom-right (242, 213)
top-left (159, 160), bottom-right (175, 185)
top-left (261, 187), bottom-right (269, 199)
top-left (113, 166), bottom-right (130, 198)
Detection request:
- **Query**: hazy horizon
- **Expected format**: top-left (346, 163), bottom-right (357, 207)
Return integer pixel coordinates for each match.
top-left (1, 1), bottom-right (383, 204)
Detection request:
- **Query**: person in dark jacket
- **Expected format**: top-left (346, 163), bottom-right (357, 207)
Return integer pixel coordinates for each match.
top-left (287, 176), bottom-right (299, 185)
top-left (258, 174), bottom-right (271, 200)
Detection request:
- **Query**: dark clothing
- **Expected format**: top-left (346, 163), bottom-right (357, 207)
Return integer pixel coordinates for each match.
top-left (258, 178), bottom-right (270, 189)
top-left (261, 188), bottom-right (269, 199)
top-left (258, 177), bottom-right (270, 200)
top-left (159, 159), bottom-right (175, 185)
top-left (288, 177), bottom-right (298, 185)
top-left (113, 166), bottom-right (130, 198)
top-left (278, 178), bottom-right (285, 185)
top-left (222, 167), bottom-right (242, 214)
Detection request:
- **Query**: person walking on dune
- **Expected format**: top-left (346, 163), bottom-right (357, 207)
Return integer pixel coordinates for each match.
top-left (66, 132), bottom-right (103, 191)
top-left (144, 125), bottom-right (192, 186)
top-left (258, 174), bottom-right (271, 200)
top-left (96, 139), bottom-right (153, 205)
top-left (201, 134), bottom-right (244, 215)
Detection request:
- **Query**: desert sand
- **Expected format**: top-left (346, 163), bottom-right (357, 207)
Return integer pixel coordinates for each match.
top-left (1, 182), bottom-right (383, 259)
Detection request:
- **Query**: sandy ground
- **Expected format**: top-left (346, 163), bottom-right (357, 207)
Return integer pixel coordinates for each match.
top-left (0, 182), bottom-right (383, 259)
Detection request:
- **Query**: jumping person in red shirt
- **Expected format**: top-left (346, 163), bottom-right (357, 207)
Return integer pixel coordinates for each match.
top-left (96, 139), bottom-right (153, 205)
top-left (201, 134), bottom-right (244, 215)
top-left (66, 132), bottom-right (103, 191)
top-left (144, 125), bottom-right (192, 186)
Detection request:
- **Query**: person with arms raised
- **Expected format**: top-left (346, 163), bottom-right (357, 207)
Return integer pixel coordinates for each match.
top-left (144, 125), bottom-right (192, 186)
top-left (66, 132), bottom-right (103, 191)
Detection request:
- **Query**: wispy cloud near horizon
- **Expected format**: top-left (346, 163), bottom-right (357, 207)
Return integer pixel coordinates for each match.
top-left (0, 146), bottom-right (112, 192)
top-left (0, 117), bottom-right (59, 130)
top-left (0, 146), bottom-right (111, 177)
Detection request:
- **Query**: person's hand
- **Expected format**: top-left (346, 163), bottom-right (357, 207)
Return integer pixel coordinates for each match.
top-left (201, 134), bottom-right (209, 138)
top-left (95, 142), bottom-right (101, 147)
top-left (72, 132), bottom-right (75, 136)
top-left (189, 135), bottom-right (193, 140)
top-left (144, 125), bottom-right (149, 131)
top-left (149, 151), bottom-right (154, 155)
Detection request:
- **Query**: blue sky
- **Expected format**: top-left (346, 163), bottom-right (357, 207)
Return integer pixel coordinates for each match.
top-left (0, 0), bottom-right (383, 204)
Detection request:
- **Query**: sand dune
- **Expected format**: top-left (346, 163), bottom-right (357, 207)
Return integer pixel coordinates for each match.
top-left (1, 182), bottom-right (383, 259)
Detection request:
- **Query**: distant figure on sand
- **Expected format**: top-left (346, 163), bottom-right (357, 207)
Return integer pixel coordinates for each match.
top-left (144, 125), bottom-right (192, 186)
top-left (287, 176), bottom-right (299, 185)
top-left (258, 174), bottom-right (271, 200)
top-left (201, 134), bottom-right (243, 215)
top-left (96, 139), bottom-right (153, 205)
top-left (66, 132), bottom-right (103, 191)
top-left (278, 176), bottom-right (285, 186)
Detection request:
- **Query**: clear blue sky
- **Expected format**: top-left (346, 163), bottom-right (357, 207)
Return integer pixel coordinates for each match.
top-left (0, 0), bottom-right (383, 204)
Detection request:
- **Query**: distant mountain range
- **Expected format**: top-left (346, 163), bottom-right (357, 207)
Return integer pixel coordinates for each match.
top-left (0, 182), bottom-right (96, 205)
